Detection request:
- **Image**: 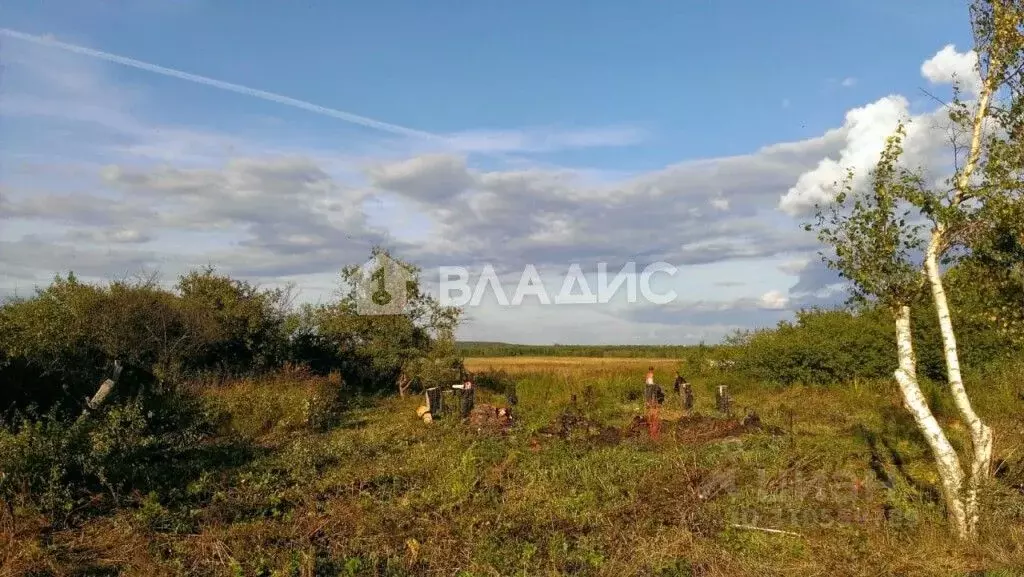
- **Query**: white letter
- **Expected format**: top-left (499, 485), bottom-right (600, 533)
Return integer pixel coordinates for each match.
top-left (597, 262), bottom-right (636, 304)
top-left (470, 265), bottom-right (509, 306)
top-left (640, 261), bottom-right (677, 304)
top-left (438, 266), bottom-right (471, 307)
top-left (511, 265), bottom-right (551, 305)
top-left (555, 263), bottom-right (597, 304)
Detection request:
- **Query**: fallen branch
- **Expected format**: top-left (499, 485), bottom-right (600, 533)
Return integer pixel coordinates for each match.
top-left (83, 360), bottom-right (123, 415)
top-left (729, 524), bottom-right (803, 537)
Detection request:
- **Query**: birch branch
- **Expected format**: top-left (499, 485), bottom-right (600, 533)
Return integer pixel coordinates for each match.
top-left (84, 359), bottom-right (123, 413)
top-left (729, 524), bottom-right (803, 537)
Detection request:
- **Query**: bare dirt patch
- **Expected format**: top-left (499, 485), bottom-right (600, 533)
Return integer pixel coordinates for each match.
top-left (533, 408), bottom-right (773, 448)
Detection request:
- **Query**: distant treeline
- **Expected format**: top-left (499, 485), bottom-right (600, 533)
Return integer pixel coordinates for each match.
top-left (458, 256), bottom-right (1024, 386)
top-left (455, 341), bottom-right (720, 358)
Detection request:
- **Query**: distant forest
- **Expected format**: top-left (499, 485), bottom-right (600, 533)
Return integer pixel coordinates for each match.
top-left (454, 341), bottom-right (723, 358)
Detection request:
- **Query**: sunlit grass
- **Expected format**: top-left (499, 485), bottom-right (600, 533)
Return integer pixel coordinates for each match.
top-left (4, 358), bottom-right (1024, 576)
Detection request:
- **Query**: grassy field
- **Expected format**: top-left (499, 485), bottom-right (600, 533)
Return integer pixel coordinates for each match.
top-left (5, 358), bottom-right (1024, 576)
top-left (463, 356), bottom-right (682, 375)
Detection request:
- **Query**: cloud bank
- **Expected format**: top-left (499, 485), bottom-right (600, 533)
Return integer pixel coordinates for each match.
top-left (0, 32), bottom-right (979, 344)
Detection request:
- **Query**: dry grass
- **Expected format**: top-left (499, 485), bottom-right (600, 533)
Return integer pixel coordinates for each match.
top-left (4, 359), bottom-right (1024, 576)
top-left (464, 355), bottom-right (681, 376)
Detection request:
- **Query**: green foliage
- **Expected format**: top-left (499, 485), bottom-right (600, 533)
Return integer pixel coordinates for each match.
top-left (404, 328), bottom-right (465, 392)
top-left (174, 268), bottom-right (293, 379)
top-left (912, 264), bottom-right (1024, 378)
top-left (805, 124), bottom-right (928, 311)
top-left (730, 278), bottom-right (1023, 386)
top-left (0, 247), bottom-right (465, 414)
top-left (294, 247), bottom-right (463, 394)
top-left (0, 270), bottom-right (293, 415)
top-left (0, 390), bottom-right (217, 524)
top-left (733, 307), bottom-right (896, 386)
top-left (208, 371), bottom-right (348, 437)
top-left (472, 368), bottom-right (518, 397)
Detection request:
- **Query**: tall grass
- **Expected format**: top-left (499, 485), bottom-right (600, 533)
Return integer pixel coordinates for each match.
top-left (3, 357), bottom-right (1023, 576)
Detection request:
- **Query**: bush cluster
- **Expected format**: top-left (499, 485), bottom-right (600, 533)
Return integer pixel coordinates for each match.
top-left (0, 258), bottom-right (463, 418)
top-left (728, 271), bottom-right (1024, 386)
top-left (0, 270), bottom-right (293, 416)
top-left (0, 252), bottom-right (463, 524)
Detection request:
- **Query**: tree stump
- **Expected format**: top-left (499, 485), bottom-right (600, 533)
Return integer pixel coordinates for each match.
top-left (644, 384), bottom-right (664, 406)
top-left (715, 385), bottom-right (731, 415)
top-left (458, 386), bottom-right (475, 418)
top-left (425, 387), bottom-right (444, 417)
top-left (682, 383), bottom-right (694, 411)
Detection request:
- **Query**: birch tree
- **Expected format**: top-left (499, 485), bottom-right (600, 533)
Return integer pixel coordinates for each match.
top-left (808, 129), bottom-right (976, 533)
top-left (910, 0), bottom-right (1022, 536)
top-left (808, 0), bottom-right (1022, 539)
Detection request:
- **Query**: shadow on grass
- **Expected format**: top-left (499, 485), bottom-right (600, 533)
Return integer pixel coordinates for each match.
top-left (853, 404), bottom-right (942, 506)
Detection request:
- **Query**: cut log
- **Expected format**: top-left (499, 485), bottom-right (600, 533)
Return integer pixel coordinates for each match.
top-left (416, 405), bottom-right (429, 418)
top-left (84, 360), bottom-right (123, 413)
top-left (422, 412), bottom-right (433, 424)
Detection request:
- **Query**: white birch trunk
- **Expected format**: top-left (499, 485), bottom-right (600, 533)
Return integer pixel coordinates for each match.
top-left (929, 36), bottom-right (1000, 536)
top-left (924, 244), bottom-right (994, 535)
top-left (893, 305), bottom-right (970, 538)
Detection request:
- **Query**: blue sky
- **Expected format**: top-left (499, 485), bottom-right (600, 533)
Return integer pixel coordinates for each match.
top-left (0, 0), bottom-right (982, 344)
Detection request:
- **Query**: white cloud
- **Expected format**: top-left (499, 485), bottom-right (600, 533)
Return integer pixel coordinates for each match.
top-left (366, 154), bottom-right (474, 202)
top-left (779, 44), bottom-right (986, 220)
top-left (921, 44), bottom-right (982, 97)
top-left (779, 95), bottom-right (910, 216)
top-left (0, 37), bottom-right (984, 343)
top-left (758, 290), bottom-right (790, 310)
top-left (777, 257), bottom-right (811, 276)
top-left (442, 125), bottom-right (648, 154)
top-left (841, 77), bottom-right (857, 88)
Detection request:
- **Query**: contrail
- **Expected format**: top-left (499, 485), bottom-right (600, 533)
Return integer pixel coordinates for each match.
top-left (0, 28), bottom-right (452, 145)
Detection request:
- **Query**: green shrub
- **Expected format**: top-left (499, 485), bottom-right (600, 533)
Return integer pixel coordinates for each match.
top-left (175, 268), bottom-right (291, 378)
top-left (0, 270), bottom-right (292, 415)
top-left (0, 390), bottom-right (217, 524)
top-left (472, 368), bottom-right (518, 397)
top-left (731, 284), bottom-right (1023, 387)
top-left (732, 307), bottom-right (896, 386)
top-left (204, 373), bottom-right (348, 438)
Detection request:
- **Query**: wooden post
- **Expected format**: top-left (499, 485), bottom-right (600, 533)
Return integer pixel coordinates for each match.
top-left (715, 385), bottom-right (731, 415)
top-left (459, 386), bottom-right (475, 418)
top-left (425, 387), bottom-right (443, 417)
top-left (644, 384), bottom-right (661, 405)
top-left (682, 383), bottom-right (694, 411)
